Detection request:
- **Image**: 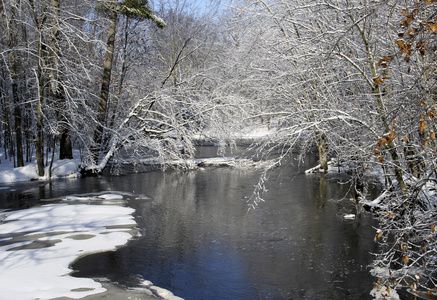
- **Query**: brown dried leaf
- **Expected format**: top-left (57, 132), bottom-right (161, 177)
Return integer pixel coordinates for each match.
top-left (396, 39), bottom-right (405, 49)
top-left (377, 231), bottom-right (383, 239)
top-left (420, 120), bottom-right (426, 132)
top-left (374, 77), bottom-right (384, 85)
top-left (402, 48), bottom-right (412, 56)
top-left (388, 131), bottom-right (396, 142)
top-left (429, 23), bottom-right (437, 33)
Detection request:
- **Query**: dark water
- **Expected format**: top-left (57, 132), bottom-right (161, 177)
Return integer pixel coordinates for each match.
top-left (0, 150), bottom-right (380, 299)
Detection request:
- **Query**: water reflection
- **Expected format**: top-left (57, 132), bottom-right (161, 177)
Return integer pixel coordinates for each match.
top-left (71, 156), bottom-right (378, 300)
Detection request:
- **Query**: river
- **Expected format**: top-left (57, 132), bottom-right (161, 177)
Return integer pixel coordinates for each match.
top-left (1, 148), bottom-right (380, 299)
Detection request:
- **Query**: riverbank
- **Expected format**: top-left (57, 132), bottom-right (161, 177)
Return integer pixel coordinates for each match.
top-left (0, 125), bottom-right (276, 184)
top-left (0, 150), bottom-right (82, 184)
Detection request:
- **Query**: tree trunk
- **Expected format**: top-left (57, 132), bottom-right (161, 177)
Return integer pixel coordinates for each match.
top-left (35, 40), bottom-right (45, 177)
top-left (13, 93), bottom-right (24, 167)
top-left (36, 72), bottom-right (45, 176)
top-left (0, 91), bottom-right (14, 164)
top-left (356, 22), bottom-right (406, 192)
top-left (3, 3), bottom-right (24, 167)
top-left (91, 1), bottom-right (117, 166)
top-left (10, 55), bottom-right (24, 168)
top-left (51, 0), bottom-right (73, 160)
top-left (317, 133), bottom-right (328, 172)
top-left (59, 126), bottom-right (72, 159)
top-left (109, 15), bottom-right (130, 129)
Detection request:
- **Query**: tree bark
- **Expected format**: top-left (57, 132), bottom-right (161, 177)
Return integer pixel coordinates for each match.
top-left (35, 16), bottom-right (46, 176)
top-left (0, 90), bottom-right (14, 164)
top-left (2, 3), bottom-right (24, 167)
top-left (10, 54), bottom-right (24, 168)
top-left (355, 22), bottom-right (406, 192)
top-left (13, 95), bottom-right (24, 167)
top-left (317, 133), bottom-right (328, 172)
top-left (51, 0), bottom-right (73, 159)
top-left (91, 0), bottom-right (117, 166)
top-left (36, 57), bottom-right (45, 177)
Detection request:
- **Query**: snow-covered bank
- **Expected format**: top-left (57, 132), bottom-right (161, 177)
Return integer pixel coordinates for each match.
top-left (0, 154), bottom-right (267, 184)
top-left (0, 151), bottom-right (81, 183)
top-left (304, 158), bottom-right (382, 176)
top-left (0, 125), bottom-right (277, 184)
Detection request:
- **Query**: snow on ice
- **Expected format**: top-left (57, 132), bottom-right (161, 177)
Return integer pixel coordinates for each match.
top-left (0, 201), bottom-right (137, 299)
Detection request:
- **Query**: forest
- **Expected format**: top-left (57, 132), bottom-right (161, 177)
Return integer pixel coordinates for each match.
top-left (1, 0), bottom-right (436, 298)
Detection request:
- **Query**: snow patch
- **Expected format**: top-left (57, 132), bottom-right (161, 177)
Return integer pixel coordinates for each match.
top-left (370, 285), bottom-right (400, 300)
top-left (0, 151), bottom-right (81, 183)
top-left (98, 193), bottom-right (124, 200)
top-left (344, 214), bottom-right (356, 220)
top-left (0, 203), bottom-right (137, 300)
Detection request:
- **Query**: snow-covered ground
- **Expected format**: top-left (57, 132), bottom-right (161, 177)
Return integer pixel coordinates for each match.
top-left (0, 150), bottom-right (82, 183)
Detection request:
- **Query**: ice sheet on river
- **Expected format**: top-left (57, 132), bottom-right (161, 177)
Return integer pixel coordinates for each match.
top-left (0, 193), bottom-right (182, 300)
